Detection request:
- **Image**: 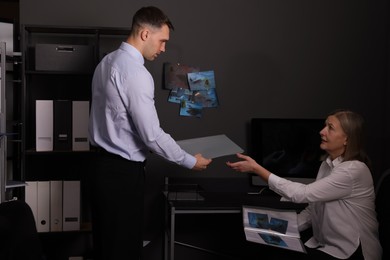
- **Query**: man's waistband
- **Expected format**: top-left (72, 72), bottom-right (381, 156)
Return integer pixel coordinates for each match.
top-left (92, 146), bottom-right (146, 166)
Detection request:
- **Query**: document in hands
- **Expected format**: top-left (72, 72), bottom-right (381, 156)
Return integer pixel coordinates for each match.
top-left (176, 134), bottom-right (244, 159)
top-left (242, 206), bottom-right (306, 253)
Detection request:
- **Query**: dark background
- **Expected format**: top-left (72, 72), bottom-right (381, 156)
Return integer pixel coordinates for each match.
top-left (18, 0), bottom-right (390, 234)
top-left (16, 0), bottom-right (389, 178)
top-left (2, 0), bottom-right (389, 257)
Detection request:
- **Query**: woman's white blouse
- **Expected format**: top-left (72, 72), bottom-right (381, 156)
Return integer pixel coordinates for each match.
top-left (268, 156), bottom-right (382, 260)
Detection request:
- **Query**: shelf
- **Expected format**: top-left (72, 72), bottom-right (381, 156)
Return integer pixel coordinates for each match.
top-left (37, 222), bottom-right (92, 234)
top-left (6, 53), bottom-right (22, 62)
top-left (25, 149), bottom-right (95, 155)
top-left (19, 25), bottom-right (131, 259)
top-left (25, 70), bottom-right (93, 75)
top-left (6, 180), bottom-right (26, 189)
top-left (2, 41), bottom-right (23, 203)
top-left (24, 25), bottom-right (130, 35)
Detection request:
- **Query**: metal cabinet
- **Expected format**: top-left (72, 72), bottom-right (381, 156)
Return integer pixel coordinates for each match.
top-left (0, 41), bottom-right (23, 203)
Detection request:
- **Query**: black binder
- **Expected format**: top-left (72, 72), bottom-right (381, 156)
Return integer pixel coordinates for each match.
top-left (54, 100), bottom-right (72, 150)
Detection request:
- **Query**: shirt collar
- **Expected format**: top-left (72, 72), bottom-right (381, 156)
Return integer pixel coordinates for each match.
top-left (119, 42), bottom-right (144, 65)
top-left (325, 156), bottom-right (343, 168)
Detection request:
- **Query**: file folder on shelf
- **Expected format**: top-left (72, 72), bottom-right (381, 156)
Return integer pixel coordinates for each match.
top-left (36, 100), bottom-right (53, 151)
top-left (72, 101), bottom-right (90, 151)
top-left (37, 181), bottom-right (50, 232)
top-left (63, 180), bottom-right (80, 231)
top-left (25, 181), bottom-right (38, 226)
top-left (50, 180), bottom-right (63, 232)
top-left (54, 100), bottom-right (72, 151)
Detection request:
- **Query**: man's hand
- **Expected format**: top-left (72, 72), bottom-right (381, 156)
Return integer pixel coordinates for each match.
top-left (192, 154), bottom-right (212, 171)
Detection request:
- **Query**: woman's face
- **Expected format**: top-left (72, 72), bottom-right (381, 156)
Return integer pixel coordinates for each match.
top-left (319, 115), bottom-right (348, 160)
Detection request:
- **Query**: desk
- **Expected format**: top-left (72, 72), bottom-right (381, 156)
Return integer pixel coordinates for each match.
top-left (163, 189), bottom-right (306, 260)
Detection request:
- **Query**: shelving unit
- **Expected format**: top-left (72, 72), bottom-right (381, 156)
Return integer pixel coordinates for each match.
top-left (1, 41), bottom-right (24, 203)
top-left (0, 42), bottom-right (6, 203)
top-left (21, 25), bottom-right (130, 259)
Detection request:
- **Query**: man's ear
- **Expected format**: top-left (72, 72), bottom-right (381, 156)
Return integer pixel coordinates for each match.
top-left (140, 29), bottom-right (149, 41)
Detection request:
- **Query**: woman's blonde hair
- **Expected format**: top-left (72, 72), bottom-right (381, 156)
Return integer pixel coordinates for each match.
top-left (329, 109), bottom-right (371, 167)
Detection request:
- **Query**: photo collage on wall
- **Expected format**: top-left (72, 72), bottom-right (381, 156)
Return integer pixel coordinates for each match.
top-left (163, 62), bottom-right (219, 118)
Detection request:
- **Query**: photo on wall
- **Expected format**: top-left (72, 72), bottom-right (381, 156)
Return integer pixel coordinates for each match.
top-left (187, 70), bottom-right (219, 108)
top-left (163, 62), bottom-right (199, 90)
top-left (179, 100), bottom-right (202, 118)
top-left (168, 87), bottom-right (193, 104)
top-left (164, 63), bottom-right (219, 118)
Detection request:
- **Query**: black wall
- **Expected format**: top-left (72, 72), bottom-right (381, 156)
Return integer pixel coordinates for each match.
top-left (20, 0), bottom-right (390, 175)
top-left (19, 0), bottom-right (390, 237)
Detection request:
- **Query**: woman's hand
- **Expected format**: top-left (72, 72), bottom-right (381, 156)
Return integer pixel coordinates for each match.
top-left (226, 153), bottom-right (271, 182)
top-left (226, 153), bottom-right (258, 173)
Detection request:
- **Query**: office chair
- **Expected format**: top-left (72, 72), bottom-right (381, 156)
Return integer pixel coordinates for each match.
top-left (375, 168), bottom-right (390, 260)
top-left (0, 199), bottom-right (43, 260)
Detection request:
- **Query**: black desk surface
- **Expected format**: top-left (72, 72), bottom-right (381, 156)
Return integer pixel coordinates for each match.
top-left (164, 178), bottom-right (309, 259)
top-left (166, 189), bottom-right (307, 212)
top-left (165, 190), bottom-right (308, 259)
top-left (164, 177), bottom-right (307, 211)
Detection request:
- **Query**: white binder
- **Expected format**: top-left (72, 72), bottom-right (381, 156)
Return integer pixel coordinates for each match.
top-left (37, 181), bottom-right (50, 232)
top-left (25, 181), bottom-right (38, 226)
top-left (36, 100), bottom-right (53, 151)
top-left (50, 180), bottom-right (63, 232)
top-left (72, 101), bottom-right (90, 151)
top-left (63, 180), bottom-right (80, 231)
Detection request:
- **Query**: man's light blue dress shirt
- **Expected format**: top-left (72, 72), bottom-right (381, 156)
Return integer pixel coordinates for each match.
top-left (89, 42), bottom-right (196, 169)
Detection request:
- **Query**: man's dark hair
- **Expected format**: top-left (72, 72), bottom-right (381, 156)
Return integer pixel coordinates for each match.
top-left (131, 6), bottom-right (174, 34)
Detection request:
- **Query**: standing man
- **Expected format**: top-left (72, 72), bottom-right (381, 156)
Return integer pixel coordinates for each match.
top-left (88, 6), bottom-right (212, 260)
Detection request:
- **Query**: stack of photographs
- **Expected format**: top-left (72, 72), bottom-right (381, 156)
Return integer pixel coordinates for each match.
top-left (164, 62), bottom-right (219, 118)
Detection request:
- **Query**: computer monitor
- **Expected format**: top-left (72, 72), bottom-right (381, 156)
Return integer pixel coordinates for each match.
top-left (250, 118), bottom-right (326, 185)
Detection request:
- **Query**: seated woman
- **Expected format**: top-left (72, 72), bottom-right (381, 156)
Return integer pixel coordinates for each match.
top-left (227, 109), bottom-right (382, 260)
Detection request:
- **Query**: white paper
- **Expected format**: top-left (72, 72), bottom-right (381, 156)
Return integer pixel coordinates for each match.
top-left (177, 134), bottom-right (244, 159)
top-left (242, 206), bottom-right (306, 253)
